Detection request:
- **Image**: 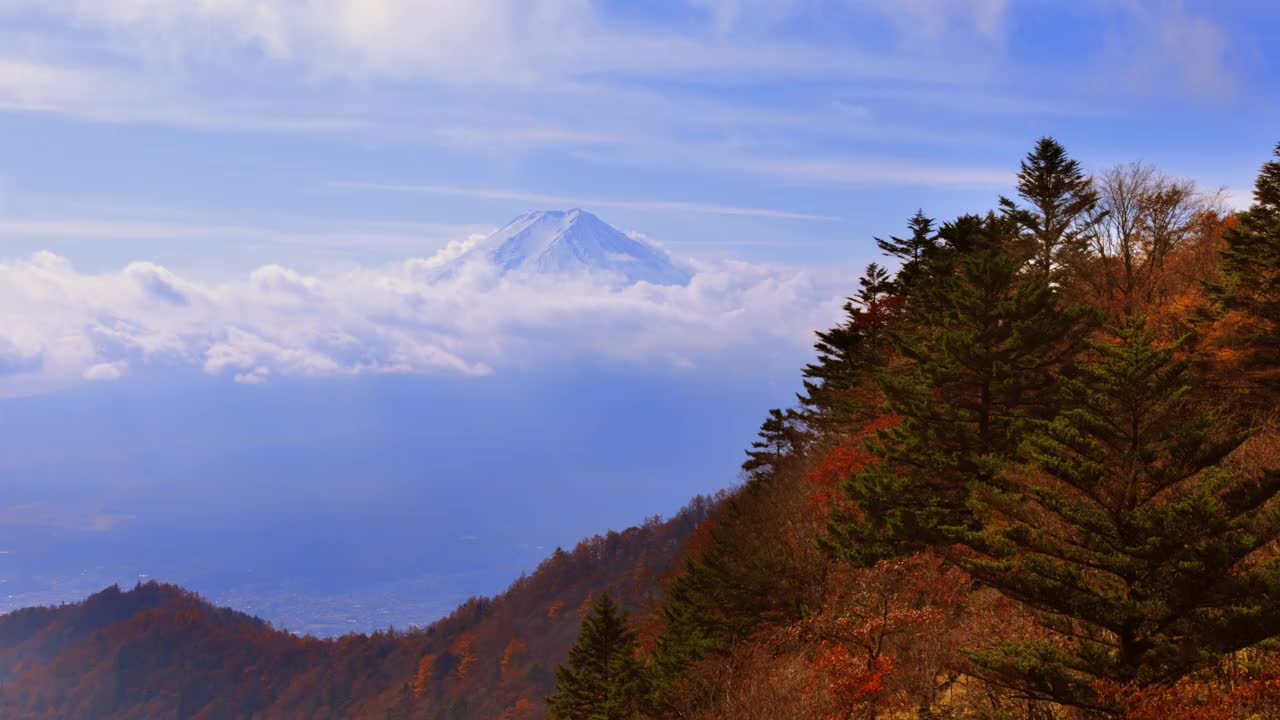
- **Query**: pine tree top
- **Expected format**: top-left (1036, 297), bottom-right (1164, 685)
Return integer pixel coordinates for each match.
top-left (547, 591), bottom-right (646, 720)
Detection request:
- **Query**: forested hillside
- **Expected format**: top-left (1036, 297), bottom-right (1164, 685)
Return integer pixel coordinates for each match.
top-left (0, 499), bottom-right (713, 720)
top-left (4, 139), bottom-right (1279, 720)
top-left (554, 139), bottom-right (1280, 720)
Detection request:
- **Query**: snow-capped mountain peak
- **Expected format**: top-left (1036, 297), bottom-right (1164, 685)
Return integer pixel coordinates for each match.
top-left (445, 209), bottom-right (691, 286)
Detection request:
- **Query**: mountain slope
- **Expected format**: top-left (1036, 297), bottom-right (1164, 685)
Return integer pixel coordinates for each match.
top-left (445, 209), bottom-right (692, 286)
top-left (0, 498), bottom-right (716, 720)
top-left (0, 583), bottom-right (200, 682)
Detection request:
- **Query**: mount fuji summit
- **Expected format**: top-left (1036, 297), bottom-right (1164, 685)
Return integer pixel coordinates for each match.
top-left (444, 209), bottom-right (692, 286)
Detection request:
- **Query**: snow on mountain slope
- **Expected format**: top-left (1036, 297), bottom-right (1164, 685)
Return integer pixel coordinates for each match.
top-left (443, 209), bottom-right (692, 286)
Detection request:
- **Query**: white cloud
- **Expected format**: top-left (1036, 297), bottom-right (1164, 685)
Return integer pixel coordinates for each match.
top-left (83, 361), bottom-right (126, 381)
top-left (1159, 27), bottom-right (1229, 97)
top-left (687, 0), bottom-right (806, 34)
top-left (0, 0), bottom-right (1239, 200)
top-left (0, 215), bottom-right (490, 270)
top-left (688, 0), bottom-right (1010, 37)
top-left (0, 0), bottom-right (1242, 163)
top-left (0, 248), bottom-right (851, 396)
top-left (234, 366), bottom-right (271, 385)
top-left (0, 1), bottom-right (598, 85)
top-left (1081, 0), bottom-right (1236, 100)
top-left (0, 57), bottom-right (375, 134)
top-left (1223, 186), bottom-right (1253, 212)
top-left (0, 59), bottom-right (147, 114)
top-left (405, 234), bottom-right (486, 272)
top-left (0, 0), bottom-right (935, 85)
top-left (870, 0), bottom-right (1010, 38)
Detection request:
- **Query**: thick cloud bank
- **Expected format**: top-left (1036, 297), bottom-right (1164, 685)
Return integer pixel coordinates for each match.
top-left (0, 249), bottom-right (850, 396)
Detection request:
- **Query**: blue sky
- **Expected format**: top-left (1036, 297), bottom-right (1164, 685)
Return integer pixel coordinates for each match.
top-left (0, 0), bottom-right (1275, 275)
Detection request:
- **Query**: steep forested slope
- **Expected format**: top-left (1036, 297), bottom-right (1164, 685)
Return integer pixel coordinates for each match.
top-left (622, 140), bottom-right (1280, 720)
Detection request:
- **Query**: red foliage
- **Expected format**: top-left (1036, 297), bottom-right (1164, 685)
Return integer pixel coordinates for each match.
top-left (450, 633), bottom-right (478, 682)
top-left (793, 552), bottom-right (1010, 719)
top-left (413, 654), bottom-right (436, 697)
top-left (500, 638), bottom-right (528, 680)
top-left (814, 645), bottom-right (894, 719)
top-left (857, 294), bottom-right (906, 331)
top-left (1097, 669), bottom-right (1280, 720)
top-left (806, 415), bottom-right (900, 517)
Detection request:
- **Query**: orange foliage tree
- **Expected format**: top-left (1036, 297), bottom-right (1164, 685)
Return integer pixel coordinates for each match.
top-left (799, 553), bottom-right (982, 719)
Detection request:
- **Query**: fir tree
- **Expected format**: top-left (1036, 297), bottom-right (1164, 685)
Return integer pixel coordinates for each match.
top-left (828, 213), bottom-right (1094, 563)
top-left (647, 469), bottom-right (827, 710)
top-left (798, 263), bottom-right (898, 428)
top-left (1208, 143), bottom-right (1280, 403)
top-left (1000, 137), bottom-right (1100, 280)
top-left (961, 320), bottom-right (1280, 712)
top-left (646, 564), bottom-right (723, 708)
top-left (547, 592), bottom-right (647, 720)
top-left (742, 407), bottom-right (807, 478)
top-left (875, 211), bottom-right (938, 293)
top-left (650, 408), bottom-right (828, 709)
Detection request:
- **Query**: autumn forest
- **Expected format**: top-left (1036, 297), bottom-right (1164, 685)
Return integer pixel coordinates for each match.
top-left (3, 138), bottom-right (1280, 720)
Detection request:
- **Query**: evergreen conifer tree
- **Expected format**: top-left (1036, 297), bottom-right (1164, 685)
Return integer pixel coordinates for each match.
top-left (547, 592), bottom-right (647, 720)
top-left (828, 213), bottom-right (1094, 563)
top-left (650, 410), bottom-right (828, 710)
top-left (1000, 137), bottom-right (1100, 280)
top-left (646, 558), bottom-right (725, 708)
top-left (798, 263), bottom-right (898, 428)
top-left (1208, 143), bottom-right (1280, 403)
top-left (961, 320), bottom-right (1280, 711)
top-left (647, 467), bottom-right (827, 710)
top-left (742, 407), bottom-right (807, 478)
top-left (875, 211), bottom-right (938, 293)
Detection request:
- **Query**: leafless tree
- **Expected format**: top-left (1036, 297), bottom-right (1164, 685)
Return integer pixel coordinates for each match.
top-left (1082, 163), bottom-right (1224, 316)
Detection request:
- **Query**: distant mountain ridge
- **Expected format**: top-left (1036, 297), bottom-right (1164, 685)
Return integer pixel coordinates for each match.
top-left (444, 209), bottom-right (692, 286)
top-left (0, 498), bottom-right (717, 720)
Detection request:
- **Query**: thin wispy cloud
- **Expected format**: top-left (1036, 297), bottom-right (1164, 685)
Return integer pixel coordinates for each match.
top-left (731, 156), bottom-right (1015, 188)
top-left (0, 1), bottom-right (957, 86)
top-left (0, 59), bottom-right (370, 135)
top-left (331, 182), bottom-right (840, 221)
top-left (1103, 0), bottom-right (1237, 98)
top-left (0, 1), bottom-right (1245, 151)
top-left (0, 216), bottom-right (483, 257)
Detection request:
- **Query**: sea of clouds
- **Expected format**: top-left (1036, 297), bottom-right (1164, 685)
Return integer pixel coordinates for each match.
top-left (0, 246), bottom-right (854, 397)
